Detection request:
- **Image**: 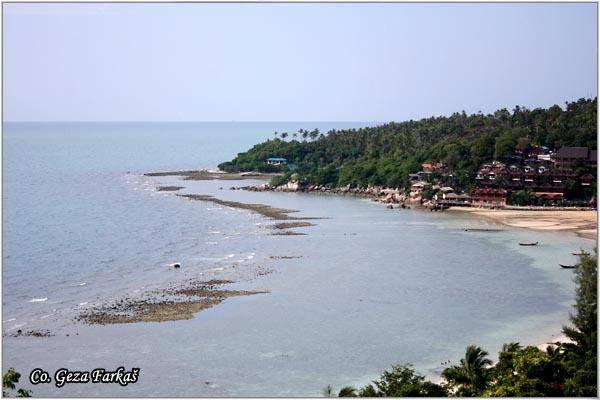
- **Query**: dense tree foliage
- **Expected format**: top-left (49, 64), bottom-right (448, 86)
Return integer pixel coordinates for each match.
top-left (219, 98), bottom-right (597, 192)
top-left (2, 369), bottom-right (31, 397)
top-left (328, 251), bottom-right (597, 397)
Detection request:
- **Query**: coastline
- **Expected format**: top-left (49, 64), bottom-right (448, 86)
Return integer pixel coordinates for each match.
top-left (148, 172), bottom-right (590, 367)
top-left (447, 207), bottom-right (598, 240)
top-left (147, 169), bottom-right (598, 241)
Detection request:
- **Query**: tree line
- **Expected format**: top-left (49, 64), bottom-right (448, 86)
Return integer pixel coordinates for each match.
top-left (218, 98), bottom-right (597, 194)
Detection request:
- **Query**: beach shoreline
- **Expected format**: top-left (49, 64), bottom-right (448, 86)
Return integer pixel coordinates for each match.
top-left (447, 206), bottom-right (597, 240)
top-left (150, 170), bottom-right (598, 241)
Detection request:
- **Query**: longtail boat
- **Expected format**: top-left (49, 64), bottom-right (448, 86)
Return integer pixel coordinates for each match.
top-left (519, 242), bottom-right (538, 246)
top-left (559, 264), bottom-right (576, 269)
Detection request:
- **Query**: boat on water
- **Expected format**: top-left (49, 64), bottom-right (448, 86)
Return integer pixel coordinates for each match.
top-left (560, 264), bottom-right (576, 269)
top-left (464, 228), bottom-right (504, 232)
top-left (519, 242), bottom-right (538, 246)
top-left (572, 252), bottom-right (586, 256)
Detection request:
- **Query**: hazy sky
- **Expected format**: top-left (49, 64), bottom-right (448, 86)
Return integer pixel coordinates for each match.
top-left (3, 3), bottom-right (597, 122)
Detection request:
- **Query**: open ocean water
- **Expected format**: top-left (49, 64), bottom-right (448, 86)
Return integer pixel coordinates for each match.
top-left (2, 122), bottom-right (594, 396)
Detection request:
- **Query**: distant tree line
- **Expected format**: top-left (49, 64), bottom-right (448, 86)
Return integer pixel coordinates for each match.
top-left (218, 98), bottom-right (597, 193)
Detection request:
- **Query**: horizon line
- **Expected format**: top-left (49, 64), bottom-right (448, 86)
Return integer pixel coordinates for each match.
top-left (3, 120), bottom-right (383, 123)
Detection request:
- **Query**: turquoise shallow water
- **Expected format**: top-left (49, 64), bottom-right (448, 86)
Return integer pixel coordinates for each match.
top-left (2, 122), bottom-right (594, 396)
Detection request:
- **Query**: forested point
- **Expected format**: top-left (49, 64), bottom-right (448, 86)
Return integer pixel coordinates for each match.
top-left (218, 98), bottom-right (597, 193)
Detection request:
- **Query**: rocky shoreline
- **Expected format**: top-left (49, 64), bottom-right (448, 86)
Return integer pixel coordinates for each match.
top-left (232, 182), bottom-right (417, 209)
top-left (76, 279), bottom-right (269, 325)
top-left (176, 194), bottom-right (320, 236)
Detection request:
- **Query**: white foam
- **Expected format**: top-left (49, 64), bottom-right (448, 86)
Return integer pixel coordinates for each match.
top-left (29, 298), bottom-right (47, 303)
top-left (78, 282), bottom-right (87, 286)
top-left (4, 318), bottom-right (16, 322)
top-left (227, 254), bottom-right (235, 258)
top-left (78, 302), bottom-right (88, 306)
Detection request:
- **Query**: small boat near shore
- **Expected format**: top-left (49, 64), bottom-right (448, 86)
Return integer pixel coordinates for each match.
top-left (464, 228), bottom-right (504, 232)
top-left (519, 242), bottom-right (538, 246)
top-left (560, 264), bottom-right (577, 269)
top-left (572, 252), bottom-right (586, 256)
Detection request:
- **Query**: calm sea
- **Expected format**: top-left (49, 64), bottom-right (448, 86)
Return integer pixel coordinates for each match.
top-left (2, 122), bottom-right (593, 396)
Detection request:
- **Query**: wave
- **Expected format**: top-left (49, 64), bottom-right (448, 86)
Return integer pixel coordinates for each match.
top-left (29, 298), bottom-right (47, 303)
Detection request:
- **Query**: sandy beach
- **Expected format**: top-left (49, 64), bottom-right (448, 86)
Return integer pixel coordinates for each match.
top-left (448, 207), bottom-right (598, 240)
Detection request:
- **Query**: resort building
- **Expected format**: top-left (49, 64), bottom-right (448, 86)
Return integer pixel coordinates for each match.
top-left (410, 181), bottom-right (430, 198)
top-left (580, 173), bottom-right (595, 186)
top-left (470, 188), bottom-right (507, 208)
top-left (266, 157), bottom-right (287, 166)
top-left (554, 147), bottom-right (595, 169)
top-left (533, 192), bottom-right (564, 202)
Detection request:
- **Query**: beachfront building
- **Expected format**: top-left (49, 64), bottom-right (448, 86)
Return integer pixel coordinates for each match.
top-left (580, 173), bottom-right (595, 186)
top-left (410, 181), bottom-right (430, 198)
top-left (533, 192), bottom-right (564, 202)
top-left (470, 188), bottom-right (507, 208)
top-left (266, 157), bottom-right (287, 166)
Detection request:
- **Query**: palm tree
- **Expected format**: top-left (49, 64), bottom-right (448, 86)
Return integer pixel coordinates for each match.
top-left (322, 385), bottom-right (335, 397)
top-left (442, 345), bottom-right (493, 396)
top-left (501, 342), bottom-right (521, 353)
top-left (337, 386), bottom-right (357, 397)
top-left (301, 129), bottom-right (309, 141)
top-left (280, 132), bottom-right (288, 140)
top-left (309, 128), bottom-right (319, 141)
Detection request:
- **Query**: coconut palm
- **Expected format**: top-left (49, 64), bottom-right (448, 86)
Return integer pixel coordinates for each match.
top-left (442, 345), bottom-right (493, 396)
top-left (301, 129), bottom-right (309, 141)
top-left (337, 386), bottom-right (357, 397)
top-left (322, 384), bottom-right (335, 397)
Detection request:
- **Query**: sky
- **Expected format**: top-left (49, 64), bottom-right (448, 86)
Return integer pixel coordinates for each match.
top-left (3, 3), bottom-right (598, 122)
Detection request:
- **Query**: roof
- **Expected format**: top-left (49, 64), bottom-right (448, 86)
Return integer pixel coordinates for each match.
top-left (411, 181), bottom-right (430, 188)
top-left (470, 188), bottom-right (507, 196)
top-left (588, 150), bottom-right (597, 162)
top-left (533, 192), bottom-right (564, 199)
top-left (266, 157), bottom-right (287, 161)
top-left (556, 147), bottom-right (589, 159)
